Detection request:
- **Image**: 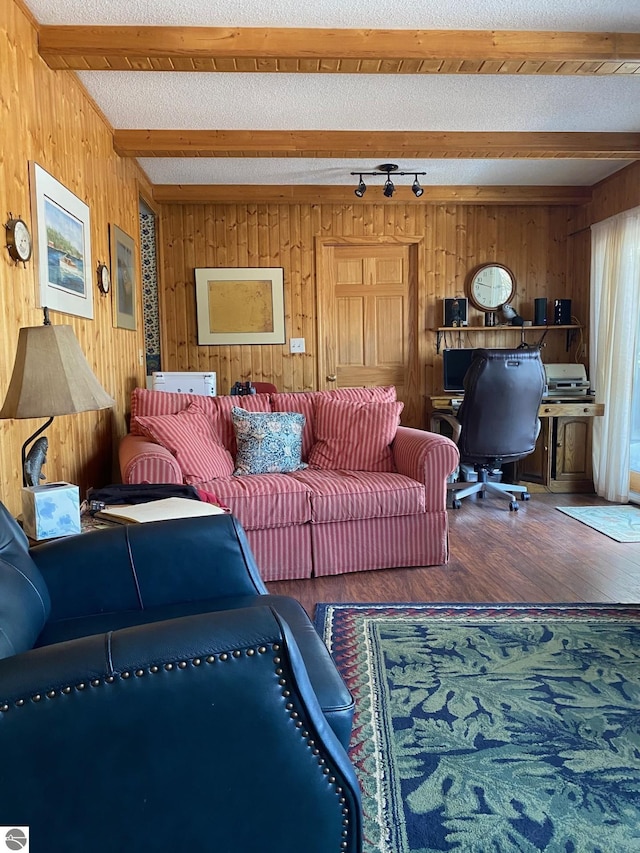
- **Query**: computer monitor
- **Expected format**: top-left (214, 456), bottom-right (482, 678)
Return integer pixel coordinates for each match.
top-left (442, 348), bottom-right (475, 393)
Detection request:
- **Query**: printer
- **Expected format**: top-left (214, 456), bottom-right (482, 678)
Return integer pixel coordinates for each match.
top-left (151, 371), bottom-right (216, 396)
top-left (544, 363), bottom-right (590, 398)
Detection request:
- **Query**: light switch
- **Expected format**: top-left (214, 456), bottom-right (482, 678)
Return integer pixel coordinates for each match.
top-left (290, 337), bottom-right (306, 353)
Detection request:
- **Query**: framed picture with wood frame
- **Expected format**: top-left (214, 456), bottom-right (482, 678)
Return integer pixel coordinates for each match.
top-left (110, 224), bottom-right (137, 330)
top-left (30, 162), bottom-right (94, 320)
top-left (195, 267), bottom-right (285, 345)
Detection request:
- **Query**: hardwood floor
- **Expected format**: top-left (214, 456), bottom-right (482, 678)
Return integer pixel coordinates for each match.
top-left (267, 493), bottom-right (640, 617)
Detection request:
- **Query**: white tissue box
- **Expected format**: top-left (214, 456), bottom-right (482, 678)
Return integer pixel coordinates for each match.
top-left (21, 482), bottom-right (81, 541)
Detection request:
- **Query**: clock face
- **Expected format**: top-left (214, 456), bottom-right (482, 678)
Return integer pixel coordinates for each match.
top-left (98, 264), bottom-right (111, 294)
top-left (468, 264), bottom-right (515, 312)
top-left (6, 218), bottom-right (32, 263)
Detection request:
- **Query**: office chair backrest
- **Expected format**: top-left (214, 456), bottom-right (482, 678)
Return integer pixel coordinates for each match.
top-left (457, 348), bottom-right (546, 464)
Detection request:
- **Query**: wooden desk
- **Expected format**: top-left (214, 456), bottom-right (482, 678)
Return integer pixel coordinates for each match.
top-left (429, 396), bottom-right (605, 493)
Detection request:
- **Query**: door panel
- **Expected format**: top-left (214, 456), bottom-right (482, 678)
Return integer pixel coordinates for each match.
top-left (316, 237), bottom-right (421, 427)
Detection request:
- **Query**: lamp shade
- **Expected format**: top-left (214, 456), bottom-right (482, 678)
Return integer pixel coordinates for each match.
top-left (0, 324), bottom-right (114, 419)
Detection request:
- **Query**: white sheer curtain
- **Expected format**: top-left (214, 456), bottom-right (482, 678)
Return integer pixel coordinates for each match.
top-left (590, 206), bottom-right (640, 502)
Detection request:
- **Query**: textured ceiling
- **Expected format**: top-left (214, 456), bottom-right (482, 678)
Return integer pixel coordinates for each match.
top-left (23, 0), bottom-right (640, 189)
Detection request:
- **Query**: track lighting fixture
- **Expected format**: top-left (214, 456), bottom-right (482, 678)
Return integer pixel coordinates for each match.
top-left (350, 164), bottom-right (427, 198)
top-left (354, 176), bottom-right (367, 198)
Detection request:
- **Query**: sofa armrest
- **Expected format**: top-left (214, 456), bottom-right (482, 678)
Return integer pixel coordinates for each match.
top-left (0, 606), bottom-right (361, 853)
top-left (392, 426), bottom-right (460, 512)
top-left (30, 513), bottom-right (269, 622)
top-left (119, 432), bottom-right (182, 484)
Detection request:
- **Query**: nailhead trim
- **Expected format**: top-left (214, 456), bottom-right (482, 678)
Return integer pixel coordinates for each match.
top-left (278, 657), bottom-right (351, 852)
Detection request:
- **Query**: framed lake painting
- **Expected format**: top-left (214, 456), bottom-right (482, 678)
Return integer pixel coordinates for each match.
top-left (29, 162), bottom-right (93, 320)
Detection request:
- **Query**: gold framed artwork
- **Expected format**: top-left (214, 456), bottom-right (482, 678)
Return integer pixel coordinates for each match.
top-left (30, 162), bottom-right (93, 320)
top-left (195, 267), bottom-right (285, 345)
top-left (110, 224), bottom-right (137, 330)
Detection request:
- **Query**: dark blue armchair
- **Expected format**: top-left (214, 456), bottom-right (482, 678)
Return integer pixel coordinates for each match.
top-left (0, 505), bottom-right (361, 852)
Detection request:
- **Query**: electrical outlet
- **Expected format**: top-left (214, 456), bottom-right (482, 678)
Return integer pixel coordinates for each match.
top-left (138, 349), bottom-right (145, 366)
top-left (289, 337), bottom-right (306, 354)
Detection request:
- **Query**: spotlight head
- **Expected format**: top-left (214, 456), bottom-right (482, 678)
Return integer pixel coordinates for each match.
top-left (354, 177), bottom-right (367, 198)
top-left (412, 177), bottom-right (424, 198)
top-left (383, 179), bottom-right (395, 198)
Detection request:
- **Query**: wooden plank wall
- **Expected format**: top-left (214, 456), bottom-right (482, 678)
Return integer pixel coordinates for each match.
top-left (0, 1), bottom-right (146, 515)
top-left (159, 201), bottom-right (587, 418)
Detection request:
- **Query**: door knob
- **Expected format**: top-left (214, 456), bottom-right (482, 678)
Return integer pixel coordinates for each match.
top-left (326, 374), bottom-right (337, 382)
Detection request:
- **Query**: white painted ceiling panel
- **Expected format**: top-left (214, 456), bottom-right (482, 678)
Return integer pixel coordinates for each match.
top-left (23, 0), bottom-right (640, 30)
top-left (22, 0), bottom-right (640, 188)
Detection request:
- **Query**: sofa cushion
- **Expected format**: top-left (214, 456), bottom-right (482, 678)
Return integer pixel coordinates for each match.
top-left (130, 388), bottom-right (272, 456)
top-left (291, 468), bottom-right (425, 523)
top-left (308, 398), bottom-right (404, 472)
top-left (272, 386), bottom-right (398, 460)
top-left (232, 408), bottom-right (307, 475)
top-left (0, 504), bottom-right (51, 659)
top-left (136, 403), bottom-right (234, 483)
top-left (210, 474), bottom-right (312, 530)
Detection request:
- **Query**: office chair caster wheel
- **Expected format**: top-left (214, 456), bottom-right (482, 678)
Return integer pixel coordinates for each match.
top-left (509, 501), bottom-right (519, 511)
top-left (520, 492), bottom-right (530, 501)
top-left (452, 499), bottom-right (462, 509)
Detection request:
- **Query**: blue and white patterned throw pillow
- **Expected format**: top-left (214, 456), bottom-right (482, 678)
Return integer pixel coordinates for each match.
top-left (231, 407), bottom-right (307, 475)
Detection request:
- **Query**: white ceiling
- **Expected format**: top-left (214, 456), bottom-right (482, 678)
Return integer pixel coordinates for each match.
top-left (24, 0), bottom-right (640, 189)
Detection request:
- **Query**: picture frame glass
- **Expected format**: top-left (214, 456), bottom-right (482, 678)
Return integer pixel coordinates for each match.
top-left (110, 224), bottom-right (137, 330)
top-left (30, 162), bottom-right (93, 320)
top-left (195, 267), bottom-right (285, 345)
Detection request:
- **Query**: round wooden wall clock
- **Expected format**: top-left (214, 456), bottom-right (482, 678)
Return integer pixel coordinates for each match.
top-left (467, 263), bottom-right (516, 312)
top-left (5, 216), bottom-right (32, 264)
top-left (97, 262), bottom-right (111, 295)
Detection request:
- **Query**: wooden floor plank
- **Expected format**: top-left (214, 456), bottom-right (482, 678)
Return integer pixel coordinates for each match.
top-left (267, 494), bottom-right (640, 616)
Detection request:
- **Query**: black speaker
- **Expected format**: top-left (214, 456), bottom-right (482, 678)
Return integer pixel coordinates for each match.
top-left (554, 299), bottom-right (572, 325)
top-left (534, 297), bottom-right (547, 326)
top-left (443, 297), bottom-right (468, 327)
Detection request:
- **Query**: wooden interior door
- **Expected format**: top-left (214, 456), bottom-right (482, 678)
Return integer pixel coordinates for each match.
top-left (316, 237), bottom-right (421, 427)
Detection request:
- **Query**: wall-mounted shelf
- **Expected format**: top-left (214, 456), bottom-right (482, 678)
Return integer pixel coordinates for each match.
top-left (433, 324), bottom-right (580, 354)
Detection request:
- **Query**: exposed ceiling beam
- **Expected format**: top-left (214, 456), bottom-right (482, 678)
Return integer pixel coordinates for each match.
top-left (151, 184), bottom-right (592, 205)
top-left (114, 130), bottom-right (640, 159)
top-left (39, 27), bottom-right (640, 74)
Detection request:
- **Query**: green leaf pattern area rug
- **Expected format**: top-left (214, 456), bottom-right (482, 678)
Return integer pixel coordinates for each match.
top-left (314, 604), bottom-right (640, 853)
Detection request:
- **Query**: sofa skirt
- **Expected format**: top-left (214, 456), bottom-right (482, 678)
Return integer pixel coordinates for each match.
top-left (310, 512), bottom-right (449, 577)
top-left (245, 525), bottom-right (313, 582)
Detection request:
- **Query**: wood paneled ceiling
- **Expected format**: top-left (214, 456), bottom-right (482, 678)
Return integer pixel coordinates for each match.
top-left (31, 20), bottom-right (640, 204)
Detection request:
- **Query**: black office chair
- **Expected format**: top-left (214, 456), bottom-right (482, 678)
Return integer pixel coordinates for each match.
top-left (441, 347), bottom-right (546, 511)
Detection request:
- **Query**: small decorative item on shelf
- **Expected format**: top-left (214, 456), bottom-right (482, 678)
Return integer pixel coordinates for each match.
top-left (501, 303), bottom-right (525, 326)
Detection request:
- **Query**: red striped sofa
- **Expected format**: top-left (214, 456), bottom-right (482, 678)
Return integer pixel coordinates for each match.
top-left (119, 386), bottom-right (459, 582)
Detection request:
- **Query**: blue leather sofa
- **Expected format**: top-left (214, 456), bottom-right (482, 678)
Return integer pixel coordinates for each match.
top-left (0, 504), bottom-right (361, 852)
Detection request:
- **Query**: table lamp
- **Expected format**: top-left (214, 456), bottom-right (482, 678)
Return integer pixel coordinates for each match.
top-left (0, 308), bottom-right (114, 487)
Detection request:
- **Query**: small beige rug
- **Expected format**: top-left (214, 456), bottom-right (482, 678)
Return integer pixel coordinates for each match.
top-left (556, 504), bottom-right (640, 542)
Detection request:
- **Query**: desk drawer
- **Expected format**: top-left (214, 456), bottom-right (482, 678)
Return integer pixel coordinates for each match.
top-left (539, 402), bottom-right (603, 418)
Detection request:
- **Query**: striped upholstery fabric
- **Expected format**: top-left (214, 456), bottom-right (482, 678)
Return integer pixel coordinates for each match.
top-left (392, 426), bottom-right (460, 512)
top-left (210, 474), bottom-right (312, 530)
top-left (130, 388), bottom-right (272, 455)
top-left (244, 526), bottom-right (313, 581)
top-left (120, 386), bottom-right (459, 581)
top-left (272, 386), bottom-right (397, 460)
top-left (120, 434), bottom-right (183, 485)
top-left (130, 388), bottom-right (211, 436)
top-left (311, 513), bottom-right (449, 576)
top-left (136, 404), bottom-right (234, 483)
top-left (291, 469), bottom-right (424, 523)
top-left (308, 398), bottom-right (403, 472)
